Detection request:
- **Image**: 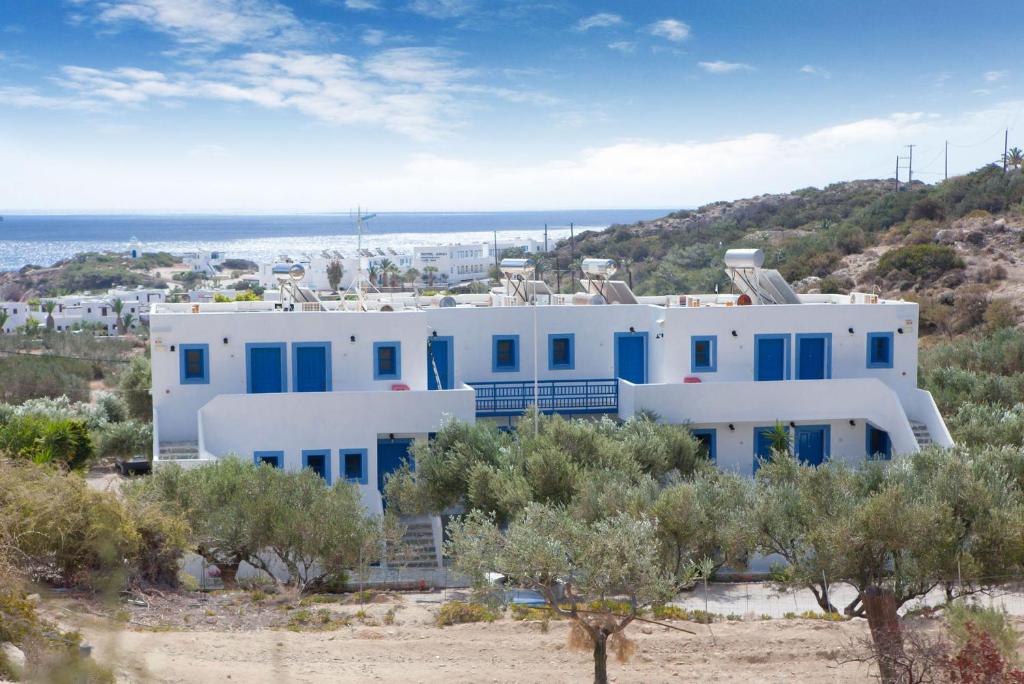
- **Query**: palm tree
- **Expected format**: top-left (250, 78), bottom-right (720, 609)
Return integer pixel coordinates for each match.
top-left (0, 310), bottom-right (9, 335)
top-left (403, 267), bottom-right (420, 284)
top-left (121, 312), bottom-right (136, 333)
top-left (367, 263), bottom-right (379, 286)
top-left (1008, 147), bottom-right (1024, 171)
top-left (423, 265), bottom-right (438, 287)
top-left (111, 298), bottom-right (125, 334)
top-left (42, 301), bottom-right (56, 330)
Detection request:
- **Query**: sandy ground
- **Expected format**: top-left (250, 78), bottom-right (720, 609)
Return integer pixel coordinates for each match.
top-left (50, 592), bottom-right (880, 683)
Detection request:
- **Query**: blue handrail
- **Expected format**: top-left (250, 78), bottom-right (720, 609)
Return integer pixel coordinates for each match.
top-left (467, 378), bottom-right (618, 416)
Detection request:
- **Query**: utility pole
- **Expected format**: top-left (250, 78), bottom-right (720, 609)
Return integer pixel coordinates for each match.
top-left (569, 222), bottom-right (575, 288)
top-left (1004, 129), bottom-right (1010, 173)
top-left (543, 223), bottom-right (548, 252)
top-left (944, 140), bottom-right (949, 181)
top-left (493, 229), bottom-right (499, 272)
top-left (894, 156), bottom-right (900, 191)
top-left (906, 144), bottom-right (915, 185)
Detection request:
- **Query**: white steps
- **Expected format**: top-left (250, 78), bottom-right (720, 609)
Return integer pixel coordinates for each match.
top-left (910, 422), bottom-right (932, 449)
top-left (396, 518), bottom-right (439, 569)
top-left (158, 441), bottom-right (200, 460)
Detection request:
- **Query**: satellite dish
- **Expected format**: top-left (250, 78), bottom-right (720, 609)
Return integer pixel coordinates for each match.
top-left (439, 296), bottom-right (457, 308)
top-left (380, 304), bottom-right (394, 312)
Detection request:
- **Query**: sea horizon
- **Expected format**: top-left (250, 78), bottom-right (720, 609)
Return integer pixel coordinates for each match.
top-left (0, 208), bottom-right (669, 272)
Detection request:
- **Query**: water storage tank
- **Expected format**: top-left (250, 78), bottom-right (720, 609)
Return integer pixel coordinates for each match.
top-left (724, 248), bottom-right (764, 269)
top-left (572, 292), bottom-right (605, 305)
top-left (581, 258), bottom-right (617, 278)
top-left (272, 263), bottom-right (306, 282)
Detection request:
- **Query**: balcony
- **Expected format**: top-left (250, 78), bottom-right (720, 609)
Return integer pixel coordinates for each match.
top-left (468, 378), bottom-right (618, 417)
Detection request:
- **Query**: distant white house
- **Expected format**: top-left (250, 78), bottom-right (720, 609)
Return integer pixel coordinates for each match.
top-left (183, 250), bottom-right (226, 277)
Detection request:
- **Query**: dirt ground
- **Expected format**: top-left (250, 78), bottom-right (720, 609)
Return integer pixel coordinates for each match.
top-left (47, 591), bottom-right (881, 683)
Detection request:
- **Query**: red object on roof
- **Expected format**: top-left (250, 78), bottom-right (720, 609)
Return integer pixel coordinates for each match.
top-left (683, 376), bottom-right (702, 384)
top-left (391, 383), bottom-right (410, 391)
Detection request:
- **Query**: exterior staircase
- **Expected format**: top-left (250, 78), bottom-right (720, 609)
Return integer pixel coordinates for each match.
top-left (910, 422), bottom-right (933, 449)
top-left (157, 441), bottom-right (200, 461)
top-left (396, 517), bottom-right (440, 569)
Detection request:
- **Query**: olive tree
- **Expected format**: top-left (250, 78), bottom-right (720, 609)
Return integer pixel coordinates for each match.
top-left (448, 504), bottom-right (675, 684)
top-left (130, 458), bottom-right (385, 592)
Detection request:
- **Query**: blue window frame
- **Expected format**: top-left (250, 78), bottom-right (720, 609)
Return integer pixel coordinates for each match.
top-left (548, 333), bottom-right (574, 370)
top-left (253, 450), bottom-right (283, 468)
top-left (302, 449), bottom-right (332, 483)
top-left (179, 343), bottom-right (210, 384)
top-left (341, 448), bottom-right (369, 485)
top-left (373, 341), bottom-right (402, 380)
top-left (690, 428), bottom-right (717, 461)
top-left (867, 332), bottom-right (894, 369)
top-left (690, 335), bottom-right (717, 373)
top-left (292, 342), bottom-right (332, 392)
top-left (795, 333), bottom-right (832, 380)
top-left (246, 342), bottom-right (287, 394)
top-left (754, 334), bottom-right (791, 381)
top-left (866, 424), bottom-right (892, 460)
top-left (492, 335), bottom-right (520, 373)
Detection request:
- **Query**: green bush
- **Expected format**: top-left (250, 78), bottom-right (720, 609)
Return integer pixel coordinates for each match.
top-left (0, 415), bottom-right (94, 469)
top-left (0, 459), bottom-right (188, 590)
top-left (876, 243), bottom-right (963, 280)
top-left (436, 601), bottom-right (498, 626)
top-left (97, 420), bottom-right (152, 460)
top-left (119, 356), bottom-right (152, 422)
top-left (946, 602), bottom-right (1020, 663)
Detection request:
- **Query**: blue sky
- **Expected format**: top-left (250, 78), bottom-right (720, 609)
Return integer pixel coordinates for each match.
top-left (1, 0), bottom-right (1022, 211)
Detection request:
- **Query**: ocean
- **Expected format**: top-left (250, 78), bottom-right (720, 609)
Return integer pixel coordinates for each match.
top-left (0, 209), bottom-right (667, 271)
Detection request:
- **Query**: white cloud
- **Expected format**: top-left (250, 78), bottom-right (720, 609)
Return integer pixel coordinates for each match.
top-left (607, 41), bottom-right (635, 54)
top-left (574, 13), bottom-right (622, 32)
top-left (698, 60), bottom-right (753, 74)
top-left (4, 101), bottom-right (1022, 211)
top-left (984, 70), bottom-right (1008, 82)
top-left (362, 28), bottom-right (385, 45)
top-left (406, 0), bottom-right (476, 19)
top-left (80, 0), bottom-right (311, 49)
top-left (647, 18), bottom-right (690, 42)
top-left (6, 47), bottom-right (557, 140)
top-left (345, 0), bottom-right (379, 8)
top-left (799, 64), bottom-right (830, 79)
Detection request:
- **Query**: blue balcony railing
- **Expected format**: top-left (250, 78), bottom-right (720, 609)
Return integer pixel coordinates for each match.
top-left (468, 378), bottom-right (619, 417)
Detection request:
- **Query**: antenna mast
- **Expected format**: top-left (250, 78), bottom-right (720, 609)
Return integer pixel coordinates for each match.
top-left (343, 207), bottom-right (379, 311)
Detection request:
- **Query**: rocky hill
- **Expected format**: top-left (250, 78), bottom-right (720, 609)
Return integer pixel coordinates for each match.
top-left (547, 165), bottom-right (1024, 335)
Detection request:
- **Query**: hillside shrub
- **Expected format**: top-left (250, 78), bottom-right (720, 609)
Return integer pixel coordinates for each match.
top-left (0, 414), bottom-right (94, 469)
top-left (119, 356), bottom-right (152, 422)
top-left (436, 601), bottom-right (499, 626)
top-left (0, 459), bottom-right (188, 589)
top-left (946, 603), bottom-right (1020, 663)
top-left (96, 420), bottom-right (152, 460)
top-left (877, 244), bottom-right (964, 281)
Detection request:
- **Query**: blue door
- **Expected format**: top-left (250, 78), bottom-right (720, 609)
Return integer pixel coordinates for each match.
top-left (796, 335), bottom-right (829, 380)
top-left (247, 344), bottom-right (285, 394)
top-left (615, 333), bottom-right (647, 384)
top-left (427, 337), bottom-right (453, 390)
top-left (295, 345), bottom-right (328, 392)
top-left (795, 426), bottom-right (829, 465)
top-left (755, 335), bottom-right (788, 381)
top-left (377, 438), bottom-right (414, 495)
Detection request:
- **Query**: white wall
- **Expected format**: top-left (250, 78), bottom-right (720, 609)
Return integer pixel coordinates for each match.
top-left (197, 386), bottom-right (476, 514)
top-left (151, 309), bottom-right (430, 441)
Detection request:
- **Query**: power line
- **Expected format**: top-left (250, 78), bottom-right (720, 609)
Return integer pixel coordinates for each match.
top-left (0, 348), bottom-right (136, 364)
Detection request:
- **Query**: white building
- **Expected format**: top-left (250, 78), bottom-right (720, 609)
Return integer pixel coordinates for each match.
top-left (149, 250), bottom-right (952, 568)
top-left (183, 250), bottom-right (226, 277)
top-left (0, 288), bottom-right (165, 334)
top-left (257, 238), bottom-right (545, 291)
